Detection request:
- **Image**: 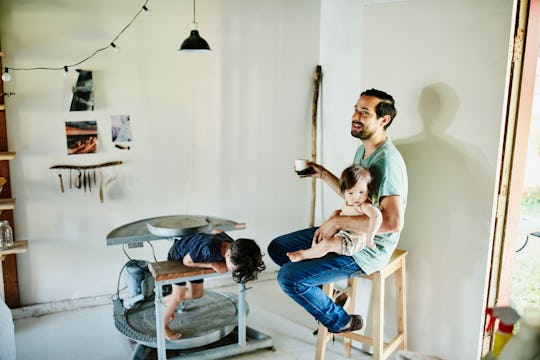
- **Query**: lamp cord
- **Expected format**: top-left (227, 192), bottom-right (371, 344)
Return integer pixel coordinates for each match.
top-left (185, 68), bottom-right (196, 214)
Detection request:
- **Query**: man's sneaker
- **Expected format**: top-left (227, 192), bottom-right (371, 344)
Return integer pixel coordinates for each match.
top-left (329, 314), bottom-right (364, 334)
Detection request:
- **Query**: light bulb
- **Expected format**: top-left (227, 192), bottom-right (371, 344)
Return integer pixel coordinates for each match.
top-left (1, 68), bottom-right (11, 82)
top-left (142, 5), bottom-right (152, 15)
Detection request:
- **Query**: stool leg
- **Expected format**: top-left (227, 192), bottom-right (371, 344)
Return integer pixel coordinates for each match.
top-left (395, 258), bottom-right (407, 350)
top-left (343, 277), bottom-right (358, 358)
top-left (315, 283), bottom-right (334, 360)
top-left (372, 273), bottom-right (384, 360)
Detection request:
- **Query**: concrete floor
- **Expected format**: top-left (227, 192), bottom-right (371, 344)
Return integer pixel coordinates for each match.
top-left (13, 279), bottom-right (375, 360)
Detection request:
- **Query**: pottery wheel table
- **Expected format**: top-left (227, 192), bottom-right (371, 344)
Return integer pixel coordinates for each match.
top-left (106, 214), bottom-right (247, 247)
top-left (106, 215), bottom-right (273, 360)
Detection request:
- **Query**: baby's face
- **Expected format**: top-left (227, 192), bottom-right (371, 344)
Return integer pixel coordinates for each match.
top-left (344, 178), bottom-right (369, 206)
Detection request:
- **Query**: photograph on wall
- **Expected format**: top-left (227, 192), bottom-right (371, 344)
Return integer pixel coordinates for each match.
top-left (65, 121), bottom-right (98, 155)
top-left (111, 115), bottom-right (132, 142)
top-left (63, 69), bottom-right (95, 111)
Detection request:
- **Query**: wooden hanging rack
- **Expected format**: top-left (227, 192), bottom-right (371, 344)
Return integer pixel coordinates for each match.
top-left (49, 160), bottom-right (123, 170)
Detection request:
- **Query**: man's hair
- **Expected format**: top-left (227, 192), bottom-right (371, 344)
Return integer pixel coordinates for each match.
top-left (230, 238), bottom-right (266, 283)
top-left (360, 88), bottom-right (397, 129)
top-left (339, 165), bottom-right (372, 194)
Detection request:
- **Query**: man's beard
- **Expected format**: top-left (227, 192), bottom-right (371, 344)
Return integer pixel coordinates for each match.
top-left (351, 128), bottom-right (373, 140)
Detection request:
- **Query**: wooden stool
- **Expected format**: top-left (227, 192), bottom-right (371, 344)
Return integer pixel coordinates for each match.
top-left (315, 249), bottom-right (408, 360)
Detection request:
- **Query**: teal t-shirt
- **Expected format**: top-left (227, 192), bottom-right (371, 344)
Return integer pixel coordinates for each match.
top-left (351, 139), bottom-right (408, 274)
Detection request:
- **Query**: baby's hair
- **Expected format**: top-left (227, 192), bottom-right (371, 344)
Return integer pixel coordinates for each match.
top-left (339, 165), bottom-right (372, 193)
top-left (229, 238), bottom-right (266, 284)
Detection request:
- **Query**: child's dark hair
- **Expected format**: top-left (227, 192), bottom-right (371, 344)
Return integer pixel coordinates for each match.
top-left (339, 165), bottom-right (372, 193)
top-left (229, 238), bottom-right (266, 284)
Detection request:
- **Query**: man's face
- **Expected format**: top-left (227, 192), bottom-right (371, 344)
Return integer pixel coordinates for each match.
top-left (351, 95), bottom-right (382, 140)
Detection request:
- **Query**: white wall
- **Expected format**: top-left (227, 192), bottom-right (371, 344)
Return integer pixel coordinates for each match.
top-left (319, 0), bottom-right (514, 359)
top-left (317, 0), bottom-right (367, 218)
top-left (0, 0), bottom-right (320, 301)
top-left (0, 0), bottom-right (517, 358)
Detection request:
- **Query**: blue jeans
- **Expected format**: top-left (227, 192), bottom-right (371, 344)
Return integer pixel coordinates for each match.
top-left (268, 227), bottom-right (364, 332)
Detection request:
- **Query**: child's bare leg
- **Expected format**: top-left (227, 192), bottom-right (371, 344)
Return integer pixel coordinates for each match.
top-left (164, 280), bottom-right (204, 305)
top-left (164, 284), bottom-right (185, 340)
top-left (185, 282), bottom-right (204, 300)
top-left (366, 237), bottom-right (376, 249)
top-left (287, 236), bottom-right (343, 262)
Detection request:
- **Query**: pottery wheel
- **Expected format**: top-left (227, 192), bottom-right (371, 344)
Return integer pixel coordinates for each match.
top-left (146, 216), bottom-right (210, 237)
top-left (114, 290), bottom-right (244, 350)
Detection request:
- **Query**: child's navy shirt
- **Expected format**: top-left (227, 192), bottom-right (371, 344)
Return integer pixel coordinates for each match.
top-left (167, 232), bottom-right (233, 263)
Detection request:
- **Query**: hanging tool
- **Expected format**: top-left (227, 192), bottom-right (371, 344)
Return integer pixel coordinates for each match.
top-left (75, 170), bottom-right (82, 189)
top-left (48, 161), bottom-right (123, 199)
top-left (99, 171), bottom-right (104, 203)
top-left (58, 173), bottom-right (65, 193)
top-left (88, 170), bottom-right (92, 192)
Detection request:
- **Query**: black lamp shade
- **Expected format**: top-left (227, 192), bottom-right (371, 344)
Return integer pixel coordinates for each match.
top-left (179, 29), bottom-right (211, 52)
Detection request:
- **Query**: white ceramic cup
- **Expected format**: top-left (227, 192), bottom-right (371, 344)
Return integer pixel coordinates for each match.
top-left (294, 159), bottom-right (309, 171)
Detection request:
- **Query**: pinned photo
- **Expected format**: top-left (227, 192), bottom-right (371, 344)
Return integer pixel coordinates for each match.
top-left (65, 121), bottom-right (98, 155)
top-left (64, 69), bottom-right (94, 111)
top-left (111, 115), bottom-right (132, 142)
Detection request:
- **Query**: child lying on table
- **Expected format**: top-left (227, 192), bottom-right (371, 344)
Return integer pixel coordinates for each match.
top-left (163, 230), bottom-right (266, 340)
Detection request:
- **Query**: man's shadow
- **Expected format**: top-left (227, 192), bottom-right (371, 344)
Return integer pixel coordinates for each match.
top-left (394, 83), bottom-right (493, 346)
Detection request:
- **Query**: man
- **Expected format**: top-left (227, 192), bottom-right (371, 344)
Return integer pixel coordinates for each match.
top-left (268, 88), bottom-right (408, 333)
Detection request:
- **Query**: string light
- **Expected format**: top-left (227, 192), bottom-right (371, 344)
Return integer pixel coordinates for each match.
top-left (110, 42), bottom-right (121, 53)
top-left (2, 0), bottom-right (150, 80)
top-left (142, 5), bottom-right (152, 16)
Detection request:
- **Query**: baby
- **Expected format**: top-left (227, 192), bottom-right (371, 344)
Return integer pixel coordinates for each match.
top-left (287, 165), bottom-right (382, 262)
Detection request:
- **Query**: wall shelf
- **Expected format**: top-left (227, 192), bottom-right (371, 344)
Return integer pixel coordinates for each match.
top-left (0, 198), bottom-right (15, 210)
top-left (0, 152), bottom-right (15, 160)
top-left (0, 241), bottom-right (28, 261)
top-left (0, 44), bottom-right (22, 307)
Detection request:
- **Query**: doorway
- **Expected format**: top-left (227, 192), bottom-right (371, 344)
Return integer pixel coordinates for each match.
top-left (484, 0), bottom-right (540, 353)
top-left (511, 40), bottom-right (540, 316)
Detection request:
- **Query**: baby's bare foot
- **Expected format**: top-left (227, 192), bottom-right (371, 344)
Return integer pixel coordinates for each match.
top-left (367, 240), bottom-right (376, 249)
top-left (287, 251), bottom-right (306, 262)
top-left (165, 326), bottom-right (182, 340)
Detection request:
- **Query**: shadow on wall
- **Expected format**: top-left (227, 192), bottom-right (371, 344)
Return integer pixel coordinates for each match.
top-left (394, 82), bottom-right (493, 353)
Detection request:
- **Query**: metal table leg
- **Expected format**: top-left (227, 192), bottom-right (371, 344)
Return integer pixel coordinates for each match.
top-left (154, 281), bottom-right (167, 360)
top-left (238, 283), bottom-right (246, 347)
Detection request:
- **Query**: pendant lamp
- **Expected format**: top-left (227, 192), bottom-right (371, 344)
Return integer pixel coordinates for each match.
top-left (179, 0), bottom-right (212, 52)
